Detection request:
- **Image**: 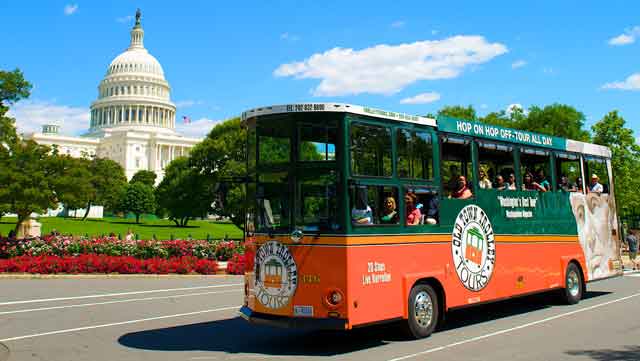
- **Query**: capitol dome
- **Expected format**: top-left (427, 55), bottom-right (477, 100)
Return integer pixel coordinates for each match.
top-left (89, 9), bottom-right (176, 132)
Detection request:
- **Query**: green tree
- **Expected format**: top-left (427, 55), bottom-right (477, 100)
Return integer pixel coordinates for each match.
top-left (49, 155), bottom-right (94, 215)
top-left (519, 104), bottom-right (590, 141)
top-left (130, 170), bottom-right (157, 187)
top-left (156, 157), bottom-right (211, 227)
top-left (120, 182), bottom-right (155, 224)
top-left (591, 111), bottom-right (640, 218)
top-left (190, 117), bottom-right (246, 229)
top-left (437, 105), bottom-right (477, 121)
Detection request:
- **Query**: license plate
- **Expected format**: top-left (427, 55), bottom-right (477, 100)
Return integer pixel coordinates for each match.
top-left (293, 305), bottom-right (313, 317)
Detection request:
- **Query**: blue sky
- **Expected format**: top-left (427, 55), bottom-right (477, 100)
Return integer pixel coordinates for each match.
top-left (1, 1), bottom-right (639, 139)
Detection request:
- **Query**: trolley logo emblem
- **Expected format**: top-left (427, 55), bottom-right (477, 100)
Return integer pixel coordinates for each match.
top-left (254, 241), bottom-right (298, 309)
top-left (452, 205), bottom-right (496, 292)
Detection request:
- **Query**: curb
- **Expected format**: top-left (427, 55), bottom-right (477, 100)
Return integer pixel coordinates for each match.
top-left (0, 273), bottom-right (242, 279)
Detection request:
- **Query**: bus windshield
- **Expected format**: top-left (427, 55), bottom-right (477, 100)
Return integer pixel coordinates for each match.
top-left (248, 113), bottom-right (340, 233)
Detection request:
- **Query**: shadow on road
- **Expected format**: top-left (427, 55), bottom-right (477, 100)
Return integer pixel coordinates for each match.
top-left (118, 290), bottom-right (611, 357)
top-left (566, 345), bottom-right (640, 361)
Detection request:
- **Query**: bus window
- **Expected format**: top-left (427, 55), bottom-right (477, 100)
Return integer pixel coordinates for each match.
top-left (477, 141), bottom-right (515, 191)
top-left (404, 186), bottom-right (439, 225)
top-left (350, 123), bottom-right (392, 177)
top-left (397, 129), bottom-right (433, 180)
top-left (257, 172), bottom-right (290, 231)
top-left (350, 184), bottom-right (399, 226)
top-left (440, 136), bottom-right (473, 198)
top-left (520, 147), bottom-right (551, 192)
top-left (258, 118), bottom-right (292, 164)
top-left (584, 157), bottom-right (609, 194)
top-left (555, 152), bottom-right (581, 192)
top-left (297, 171), bottom-right (339, 231)
top-left (299, 122), bottom-right (337, 161)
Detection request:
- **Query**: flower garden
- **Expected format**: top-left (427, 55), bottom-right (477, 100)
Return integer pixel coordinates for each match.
top-left (0, 235), bottom-right (254, 275)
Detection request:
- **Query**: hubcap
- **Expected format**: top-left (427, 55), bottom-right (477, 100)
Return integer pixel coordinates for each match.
top-left (567, 270), bottom-right (580, 297)
top-left (414, 291), bottom-right (433, 328)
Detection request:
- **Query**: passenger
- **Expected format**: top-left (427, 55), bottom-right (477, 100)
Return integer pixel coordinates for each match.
top-left (507, 173), bottom-right (517, 190)
top-left (478, 166), bottom-right (493, 189)
top-left (536, 169), bottom-right (551, 191)
top-left (559, 175), bottom-right (577, 192)
top-left (405, 192), bottom-right (422, 226)
top-left (446, 165), bottom-right (460, 194)
top-left (380, 196), bottom-right (399, 224)
top-left (589, 174), bottom-right (603, 194)
top-left (351, 188), bottom-right (373, 225)
top-left (522, 172), bottom-right (546, 192)
top-left (576, 177), bottom-right (584, 193)
top-left (425, 195), bottom-right (439, 225)
top-left (495, 175), bottom-right (507, 190)
top-left (452, 176), bottom-right (473, 199)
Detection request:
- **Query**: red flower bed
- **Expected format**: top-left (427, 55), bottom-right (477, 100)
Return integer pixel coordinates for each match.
top-left (0, 255), bottom-right (218, 275)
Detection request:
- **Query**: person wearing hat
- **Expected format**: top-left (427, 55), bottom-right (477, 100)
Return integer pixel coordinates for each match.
top-left (589, 174), bottom-right (603, 194)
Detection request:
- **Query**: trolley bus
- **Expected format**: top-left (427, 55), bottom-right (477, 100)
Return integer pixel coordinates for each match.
top-left (239, 103), bottom-right (622, 338)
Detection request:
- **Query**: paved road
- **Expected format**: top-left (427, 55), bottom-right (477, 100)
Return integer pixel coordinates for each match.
top-left (0, 273), bottom-right (638, 361)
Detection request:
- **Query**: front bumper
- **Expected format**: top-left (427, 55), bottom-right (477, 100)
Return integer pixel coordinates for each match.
top-left (239, 306), bottom-right (347, 330)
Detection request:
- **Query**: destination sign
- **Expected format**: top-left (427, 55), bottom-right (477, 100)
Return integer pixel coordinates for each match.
top-left (437, 116), bottom-right (566, 150)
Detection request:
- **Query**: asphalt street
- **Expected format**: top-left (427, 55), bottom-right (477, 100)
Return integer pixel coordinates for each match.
top-left (0, 273), bottom-right (638, 361)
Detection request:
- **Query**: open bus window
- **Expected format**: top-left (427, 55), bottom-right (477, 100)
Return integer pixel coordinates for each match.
top-left (520, 147), bottom-right (551, 192)
top-left (584, 157), bottom-right (609, 194)
top-left (440, 136), bottom-right (473, 198)
top-left (477, 141), bottom-right (515, 191)
top-left (350, 184), bottom-right (399, 226)
top-left (404, 186), bottom-right (439, 225)
top-left (257, 173), bottom-right (290, 231)
top-left (297, 172), bottom-right (340, 231)
top-left (350, 123), bottom-right (392, 177)
top-left (258, 117), bottom-right (292, 164)
top-left (397, 129), bottom-right (434, 180)
top-left (556, 152), bottom-right (581, 192)
top-left (299, 123), bottom-right (337, 161)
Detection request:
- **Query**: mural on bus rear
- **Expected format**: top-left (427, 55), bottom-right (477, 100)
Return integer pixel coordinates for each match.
top-left (570, 193), bottom-right (621, 280)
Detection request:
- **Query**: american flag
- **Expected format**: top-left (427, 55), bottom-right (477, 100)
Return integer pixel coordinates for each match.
top-left (182, 116), bottom-right (191, 124)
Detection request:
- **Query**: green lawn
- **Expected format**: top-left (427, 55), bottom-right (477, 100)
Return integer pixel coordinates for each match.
top-left (0, 217), bottom-right (243, 240)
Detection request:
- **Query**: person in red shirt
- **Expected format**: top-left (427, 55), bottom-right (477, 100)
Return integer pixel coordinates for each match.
top-left (405, 192), bottom-right (422, 226)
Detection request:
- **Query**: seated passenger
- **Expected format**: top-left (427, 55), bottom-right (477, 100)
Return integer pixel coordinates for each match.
top-left (405, 193), bottom-right (422, 226)
top-left (522, 172), bottom-right (546, 192)
top-left (507, 173), bottom-right (517, 190)
top-left (351, 189), bottom-right (373, 225)
top-left (478, 167), bottom-right (492, 189)
top-left (425, 195), bottom-right (439, 225)
top-left (559, 175), bottom-right (577, 192)
top-left (589, 174), bottom-right (603, 194)
top-left (452, 176), bottom-right (473, 199)
top-left (380, 196), bottom-right (399, 224)
top-left (536, 169), bottom-right (551, 191)
top-left (495, 175), bottom-right (507, 190)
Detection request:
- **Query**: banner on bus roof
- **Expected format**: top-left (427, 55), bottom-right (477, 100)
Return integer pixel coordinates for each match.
top-left (437, 116), bottom-right (566, 150)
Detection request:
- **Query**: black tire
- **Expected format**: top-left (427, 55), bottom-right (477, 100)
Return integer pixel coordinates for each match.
top-left (404, 284), bottom-right (439, 339)
top-left (560, 262), bottom-right (584, 305)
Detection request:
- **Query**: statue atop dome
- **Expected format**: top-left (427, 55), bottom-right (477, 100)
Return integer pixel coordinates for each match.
top-left (135, 8), bottom-right (142, 27)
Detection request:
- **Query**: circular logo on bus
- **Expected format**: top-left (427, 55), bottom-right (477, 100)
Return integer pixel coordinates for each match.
top-left (254, 241), bottom-right (298, 309)
top-left (451, 205), bottom-right (496, 292)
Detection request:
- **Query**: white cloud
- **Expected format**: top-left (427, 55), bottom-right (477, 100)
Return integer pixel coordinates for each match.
top-left (274, 35), bottom-right (508, 96)
top-left (64, 4), bottom-right (78, 16)
top-left (400, 92), bottom-right (441, 104)
top-left (280, 33), bottom-right (300, 42)
top-left (608, 26), bottom-right (640, 46)
top-left (511, 59), bottom-right (527, 69)
top-left (8, 100), bottom-right (89, 136)
top-left (391, 20), bottom-right (406, 28)
top-left (602, 73), bottom-right (640, 90)
top-left (175, 100), bottom-right (203, 108)
top-left (175, 117), bottom-right (222, 139)
top-left (116, 15), bottom-right (134, 23)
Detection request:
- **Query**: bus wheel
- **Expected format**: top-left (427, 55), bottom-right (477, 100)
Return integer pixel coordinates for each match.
top-left (561, 263), bottom-right (583, 305)
top-left (405, 284), bottom-right (439, 339)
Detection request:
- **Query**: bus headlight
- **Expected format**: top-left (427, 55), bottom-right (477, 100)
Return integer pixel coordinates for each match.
top-left (291, 229), bottom-right (303, 243)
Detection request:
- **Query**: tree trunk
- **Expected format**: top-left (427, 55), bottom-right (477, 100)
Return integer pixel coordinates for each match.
top-left (135, 214), bottom-right (140, 224)
top-left (170, 217), bottom-right (180, 227)
top-left (81, 201), bottom-right (92, 221)
top-left (181, 217), bottom-right (189, 227)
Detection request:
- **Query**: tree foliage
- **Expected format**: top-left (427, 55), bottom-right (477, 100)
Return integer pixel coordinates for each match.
top-left (155, 157), bottom-right (211, 227)
top-left (130, 170), bottom-right (157, 187)
top-left (49, 155), bottom-right (94, 213)
top-left (591, 111), bottom-right (640, 218)
top-left (120, 182), bottom-right (155, 224)
top-left (437, 105), bottom-right (477, 121)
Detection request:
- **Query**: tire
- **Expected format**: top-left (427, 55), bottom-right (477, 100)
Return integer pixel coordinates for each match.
top-left (560, 262), bottom-right (584, 305)
top-left (404, 284), bottom-right (439, 339)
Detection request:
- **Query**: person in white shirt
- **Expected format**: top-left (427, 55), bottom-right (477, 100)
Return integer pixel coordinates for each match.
top-left (589, 174), bottom-right (604, 194)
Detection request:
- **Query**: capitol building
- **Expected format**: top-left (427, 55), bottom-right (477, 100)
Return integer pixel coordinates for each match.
top-left (26, 10), bottom-right (202, 182)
